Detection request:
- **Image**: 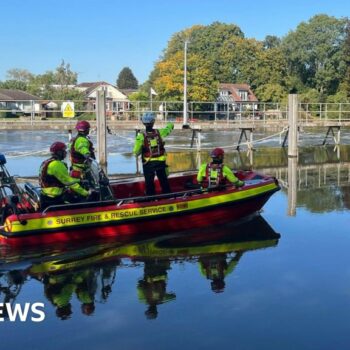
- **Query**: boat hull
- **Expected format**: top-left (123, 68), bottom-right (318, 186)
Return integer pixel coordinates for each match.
top-left (0, 172), bottom-right (280, 246)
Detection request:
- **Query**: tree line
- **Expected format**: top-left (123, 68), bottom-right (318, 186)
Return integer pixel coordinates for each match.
top-left (1, 14), bottom-right (349, 103)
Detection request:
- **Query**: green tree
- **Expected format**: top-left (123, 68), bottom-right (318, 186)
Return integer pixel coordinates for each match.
top-left (0, 80), bottom-right (28, 91)
top-left (217, 37), bottom-right (288, 92)
top-left (263, 35), bottom-right (281, 49)
top-left (255, 83), bottom-right (287, 102)
top-left (149, 22), bottom-right (244, 100)
top-left (148, 22), bottom-right (289, 101)
top-left (116, 67), bottom-right (138, 89)
top-left (26, 61), bottom-right (79, 99)
top-left (54, 60), bottom-right (78, 86)
top-left (6, 68), bottom-right (33, 82)
top-left (282, 14), bottom-right (347, 95)
top-left (129, 91), bottom-right (148, 101)
top-left (341, 19), bottom-right (350, 98)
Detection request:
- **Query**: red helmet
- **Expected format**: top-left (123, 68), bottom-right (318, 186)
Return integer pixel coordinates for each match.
top-left (210, 148), bottom-right (224, 158)
top-left (76, 120), bottom-right (91, 132)
top-left (50, 142), bottom-right (67, 155)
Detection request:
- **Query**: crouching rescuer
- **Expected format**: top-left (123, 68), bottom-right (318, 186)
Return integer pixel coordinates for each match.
top-left (197, 148), bottom-right (245, 189)
top-left (39, 142), bottom-right (94, 209)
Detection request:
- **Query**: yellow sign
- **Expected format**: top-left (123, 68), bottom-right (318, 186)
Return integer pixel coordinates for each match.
top-left (62, 102), bottom-right (75, 118)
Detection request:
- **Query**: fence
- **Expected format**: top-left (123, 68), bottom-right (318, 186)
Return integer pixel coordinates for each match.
top-left (1, 99), bottom-right (350, 124)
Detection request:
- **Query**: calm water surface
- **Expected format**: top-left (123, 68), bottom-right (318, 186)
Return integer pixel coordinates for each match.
top-left (0, 130), bottom-right (350, 349)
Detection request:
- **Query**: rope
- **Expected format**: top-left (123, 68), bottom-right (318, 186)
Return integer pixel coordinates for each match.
top-left (7, 149), bottom-right (49, 158)
top-left (5, 127), bottom-right (288, 158)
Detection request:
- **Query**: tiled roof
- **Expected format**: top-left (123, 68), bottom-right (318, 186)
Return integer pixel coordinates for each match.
top-left (0, 89), bottom-right (40, 100)
top-left (218, 83), bottom-right (258, 102)
top-left (76, 81), bottom-right (110, 88)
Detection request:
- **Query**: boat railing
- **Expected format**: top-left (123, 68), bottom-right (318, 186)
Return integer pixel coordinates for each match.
top-left (41, 187), bottom-right (207, 215)
top-left (39, 176), bottom-right (277, 215)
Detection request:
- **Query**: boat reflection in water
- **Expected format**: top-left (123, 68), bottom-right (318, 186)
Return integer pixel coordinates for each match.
top-left (0, 214), bottom-right (280, 320)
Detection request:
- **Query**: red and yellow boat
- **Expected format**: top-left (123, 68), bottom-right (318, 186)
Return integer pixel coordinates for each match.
top-left (0, 155), bottom-right (279, 246)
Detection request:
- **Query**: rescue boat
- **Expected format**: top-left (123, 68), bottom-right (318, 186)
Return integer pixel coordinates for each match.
top-left (0, 154), bottom-right (280, 247)
top-left (1, 215), bottom-right (280, 274)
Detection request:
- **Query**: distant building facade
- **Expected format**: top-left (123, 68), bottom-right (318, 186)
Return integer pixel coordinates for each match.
top-left (0, 89), bottom-right (41, 116)
top-left (216, 83), bottom-right (260, 119)
top-left (75, 82), bottom-right (130, 118)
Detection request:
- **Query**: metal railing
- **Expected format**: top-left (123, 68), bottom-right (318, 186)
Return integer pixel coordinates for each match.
top-left (1, 99), bottom-right (350, 124)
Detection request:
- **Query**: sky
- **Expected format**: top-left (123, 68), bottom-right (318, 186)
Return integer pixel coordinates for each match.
top-left (1, 0), bottom-right (349, 85)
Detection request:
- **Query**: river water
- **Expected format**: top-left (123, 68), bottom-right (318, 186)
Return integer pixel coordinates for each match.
top-left (0, 130), bottom-right (350, 349)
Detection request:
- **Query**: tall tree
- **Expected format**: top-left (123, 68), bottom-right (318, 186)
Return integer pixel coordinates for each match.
top-left (342, 19), bottom-right (350, 98)
top-left (263, 35), bottom-right (281, 49)
top-left (6, 68), bottom-right (33, 82)
top-left (116, 67), bottom-right (138, 89)
top-left (149, 22), bottom-right (244, 100)
top-left (0, 79), bottom-right (28, 91)
top-left (153, 51), bottom-right (218, 101)
top-left (54, 60), bottom-right (78, 86)
top-left (282, 14), bottom-right (347, 95)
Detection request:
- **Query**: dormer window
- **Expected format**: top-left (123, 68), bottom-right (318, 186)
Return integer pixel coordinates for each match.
top-left (239, 90), bottom-right (248, 101)
top-left (220, 90), bottom-right (229, 97)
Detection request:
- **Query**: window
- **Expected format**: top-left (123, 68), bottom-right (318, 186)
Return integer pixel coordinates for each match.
top-left (239, 90), bottom-right (248, 101)
top-left (220, 90), bottom-right (229, 97)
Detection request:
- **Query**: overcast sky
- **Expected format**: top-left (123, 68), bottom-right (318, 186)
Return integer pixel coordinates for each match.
top-left (1, 0), bottom-right (349, 85)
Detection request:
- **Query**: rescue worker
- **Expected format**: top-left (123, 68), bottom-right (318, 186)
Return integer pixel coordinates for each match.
top-left (198, 251), bottom-right (243, 293)
top-left (137, 259), bottom-right (176, 319)
top-left (39, 142), bottom-right (90, 209)
top-left (197, 148), bottom-right (244, 189)
top-left (43, 273), bottom-right (75, 320)
top-left (75, 269), bottom-right (97, 316)
top-left (69, 120), bottom-right (96, 183)
top-left (133, 112), bottom-right (174, 196)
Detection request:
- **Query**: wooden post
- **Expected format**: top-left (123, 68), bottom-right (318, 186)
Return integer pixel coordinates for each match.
top-left (96, 89), bottom-right (107, 168)
top-left (190, 128), bottom-right (202, 151)
top-left (287, 156), bottom-right (297, 216)
top-left (288, 94), bottom-right (298, 157)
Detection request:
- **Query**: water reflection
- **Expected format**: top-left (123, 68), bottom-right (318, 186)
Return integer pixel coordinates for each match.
top-left (0, 215), bottom-right (280, 321)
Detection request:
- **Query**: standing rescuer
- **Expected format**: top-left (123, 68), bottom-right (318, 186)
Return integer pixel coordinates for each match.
top-left (69, 120), bottom-right (96, 181)
top-left (197, 148), bottom-right (245, 188)
top-left (39, 142), bottom-right (89, 209)
top-left (133, 112), bottom-right (174, 196)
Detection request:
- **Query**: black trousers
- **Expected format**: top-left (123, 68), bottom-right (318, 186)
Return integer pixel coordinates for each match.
top-left (142, 161), bottom-right (171, 196)
top-left (40, 192), bottom-right (82, 210)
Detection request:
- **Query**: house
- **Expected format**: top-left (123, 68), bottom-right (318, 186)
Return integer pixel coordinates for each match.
top-left (75, 82), bottom-right (129, 117)
top-left (0, 89), bottom-right (41, 115)
top-left (218, 83), bottom-right (258, 104)
top-left (217, 83), bottom-right (259, 117)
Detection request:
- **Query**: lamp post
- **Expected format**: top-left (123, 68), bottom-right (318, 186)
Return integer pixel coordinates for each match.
top-left (183, 39), bottom-right (190, 127)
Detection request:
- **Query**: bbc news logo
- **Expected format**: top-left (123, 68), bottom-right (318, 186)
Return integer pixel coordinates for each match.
top-left (0, 303), bottom-right (45, 322)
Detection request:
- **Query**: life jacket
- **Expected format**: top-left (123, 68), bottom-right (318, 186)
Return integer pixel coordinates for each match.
top-left (39, 158), bottom-right (65, 188)
top-left (142, 130), bottom-right (165, 159)
top-left (204, 163), bottom-right (226, 188)
top-left (70, 135), bottom-right (95, 165)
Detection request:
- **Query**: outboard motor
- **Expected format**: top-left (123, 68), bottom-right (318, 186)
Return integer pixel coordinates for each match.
top-left (0, 154), bottom-right (35, 225)
top-left (88, 159), bottom-right (114, 200)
